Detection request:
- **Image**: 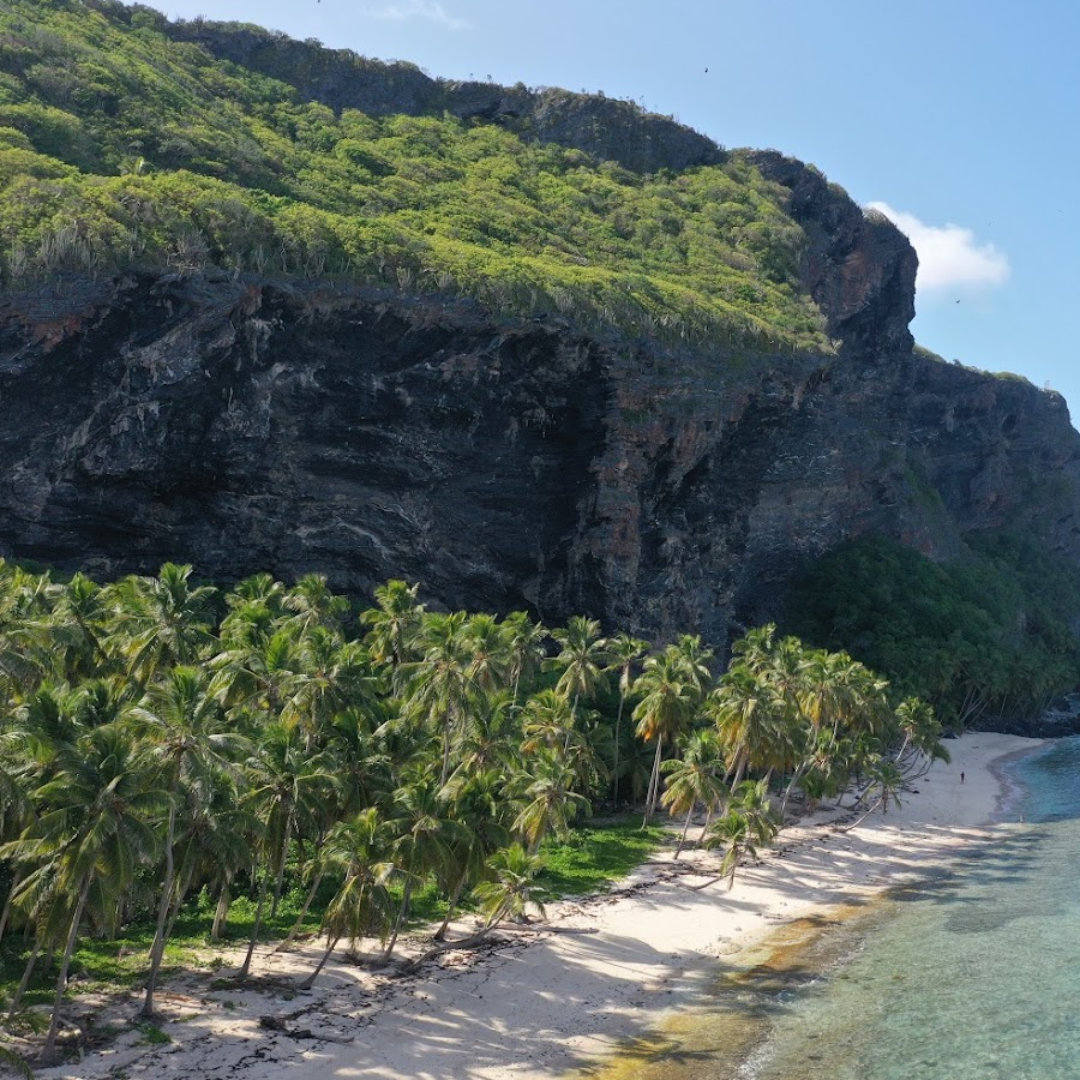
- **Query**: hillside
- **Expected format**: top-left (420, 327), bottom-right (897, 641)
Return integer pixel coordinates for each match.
top-left (1, 0), bottom-right (1079, 722)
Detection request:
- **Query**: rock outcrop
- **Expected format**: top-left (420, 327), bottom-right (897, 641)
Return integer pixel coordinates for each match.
top-left (1, 232), bottom-right (1077, 651)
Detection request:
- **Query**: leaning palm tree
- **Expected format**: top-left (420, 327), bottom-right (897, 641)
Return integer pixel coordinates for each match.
top-left (382, 776), bottom-right (467, 961)
top-left (660, 729), bottom-right (727, 856)
top-left (472, 843), bottom-right (547, 933)
top-left (302, 807), bottom-right (394, 987)
top-left (128, 666), bottom-right (245, 1017)
top-left (705, 779), bottom-right (781, 889)
top-left (6, 724), bottom-right (162, 1065)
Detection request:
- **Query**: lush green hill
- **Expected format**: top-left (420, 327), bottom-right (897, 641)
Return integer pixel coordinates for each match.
top-left (0, 0), bottom-right (829, 350)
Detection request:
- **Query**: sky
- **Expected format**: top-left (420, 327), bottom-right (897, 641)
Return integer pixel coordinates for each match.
top-left (156, 0), bottom-right (1080, 422)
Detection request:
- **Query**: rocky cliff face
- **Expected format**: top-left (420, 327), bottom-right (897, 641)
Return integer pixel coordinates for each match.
top-left (1, 185), bottom-right (1078, 650)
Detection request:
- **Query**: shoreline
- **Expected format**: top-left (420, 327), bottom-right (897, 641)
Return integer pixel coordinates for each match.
top-left (42, 731), bottom-right (1044, 1080)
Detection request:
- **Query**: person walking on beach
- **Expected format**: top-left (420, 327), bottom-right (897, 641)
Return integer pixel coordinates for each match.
top-left (960, 771), bottom-right (965, 784)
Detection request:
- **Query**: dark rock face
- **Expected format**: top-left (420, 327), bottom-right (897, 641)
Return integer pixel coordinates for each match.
top-left (2, 254), bottom-right (1079, 652)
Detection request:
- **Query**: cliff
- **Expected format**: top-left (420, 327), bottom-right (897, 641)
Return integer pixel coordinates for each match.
top-left (1, 223), bottom-right (1077, 652)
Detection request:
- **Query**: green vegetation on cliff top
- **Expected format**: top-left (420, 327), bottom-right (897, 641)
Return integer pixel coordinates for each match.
top-left (0, 0), bottom-right (830, 351)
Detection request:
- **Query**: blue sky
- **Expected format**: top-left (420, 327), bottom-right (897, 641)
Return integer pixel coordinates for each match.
top-left (158, 0), bottom-right (1080, 422)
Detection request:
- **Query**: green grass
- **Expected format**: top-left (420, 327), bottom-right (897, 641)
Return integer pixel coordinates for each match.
top-left (536, 818), bottom-right (664, 899)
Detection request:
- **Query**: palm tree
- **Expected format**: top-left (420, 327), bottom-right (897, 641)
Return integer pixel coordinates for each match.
top-left (547, 616), bottom-right (609, 730)
top-left (511, 749), bottom-right (590, 852)
top-left (472, 843), bottom-right (547, 932)
top-left (382, 777), bottom-right (466, 960)
top-left (128, 665), bottom-right (244, 1017)
top-left (705, 779), bottom-right (780, 889)
top-left (711, 665), bottom-right (787, 794)
top-left (6, 724), bottom-right (161, 1064)
top-left (462, 613), bottom-right (511, 694)
top-left (107, 564), bottom-right (216, 686)
top-left (360, 580), bottom-right (423, 668)
top-left (632, 648), bottom-right (700, 826)
top-left (302, 807), bottom-right (393, 986)
top-left (502, 611), bottom-right (547, 706)
top-left (239, 723), bottom-right (339, 977)
top-left (606, 634), bottom-right (648, 805)
top-left (397, 611), bottom-right (472, 784)
top-left (283, 573), bottom-right (349, 637)
top-left (660, 729), bottom-right (727, 856)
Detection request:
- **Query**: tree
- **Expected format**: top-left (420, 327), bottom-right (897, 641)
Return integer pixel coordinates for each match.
top-left (360, 580), bottom-right (423, 668)
top-left (108, 564), bottom-right (216, 686)
top-left (606, 634), bottom-right (648, 805)
top-left (5, 725), bottom-right (161, 1064)
top-left (511, 749), bottom-right (590, 852)
top-left (660, 729), bottom-right (726, 856)
top-left (382, 777), bottom-right (466, 960)
top-left (397, 611), bottom-right (472, 784)
top-left (302, 807), bottom-right (393, 987)
top-left (547, 616), bottom-right (609, 731)
top-left (705, 779), bottom-right (780, 889)
top-left (632, 647), bottom-right (701, 827)
top-left (472, 843), bottom-right (546, 932)
top-left (128, 665), bottom-right (243, 1017)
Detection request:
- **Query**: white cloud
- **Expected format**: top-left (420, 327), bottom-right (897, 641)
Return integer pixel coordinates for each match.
top-left (366, 1), bottom-right (469, 30)
top-left (866, 201), bottom-right (1010, 294)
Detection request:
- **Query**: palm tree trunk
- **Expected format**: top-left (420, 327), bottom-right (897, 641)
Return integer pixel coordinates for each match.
top-left (383, 878), bottom-right (414, 961)
top-left (42, 875), bottom-right (91, 1066)
top-left (433, 872), bottom-right (467, 942)
top-left (697, 803), bottom-right (717, 847)
top-left (299, 934), bottom-right (342, 989)
top-left (612, 691), bottom-right (626, 805)
top-left (275, 867), bottom-right (325, 953)
top-left (439, 715), bottom-right (452, 786)
top-left (142, 801), bottom-right (177, 1017)
top-left (675, 806), bottom-right (695, 858)
top-left (239, 865), bottom-right (271, 980)
top-left (211, 879), bottom-right (232, 943)
top-left (0, 868), bottom-right (22, 945)
top-left (271, 813), bottom-right (294, 919)
top-left (163, 863), bottom-right (196, 947)
top-left (8, 935), bottom-right (41, 1018)
top-left (642, 737), bottom-right (663, 828)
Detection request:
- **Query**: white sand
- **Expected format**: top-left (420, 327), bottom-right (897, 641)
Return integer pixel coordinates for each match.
top-left (43, 732), bottom-right (1043, 1080)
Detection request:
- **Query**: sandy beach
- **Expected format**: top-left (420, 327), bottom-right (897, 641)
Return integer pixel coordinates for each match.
top-left (41, 731), bottom-right (1043, 1080)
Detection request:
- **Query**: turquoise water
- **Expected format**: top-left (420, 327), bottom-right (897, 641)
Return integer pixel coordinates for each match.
top-left (740, 738), bottom-right (1080, 1080)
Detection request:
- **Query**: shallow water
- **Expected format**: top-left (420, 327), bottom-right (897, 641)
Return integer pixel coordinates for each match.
top-left (740, 737), bottom-right (1080, 1080)
top-left (575, 738), bottom-right (1080, 1080)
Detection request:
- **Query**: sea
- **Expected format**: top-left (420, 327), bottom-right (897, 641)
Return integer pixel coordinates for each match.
top-left (585, 736), bottom-right (1080, 1080)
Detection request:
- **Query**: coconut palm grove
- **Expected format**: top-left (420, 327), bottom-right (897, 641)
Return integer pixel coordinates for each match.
top-left (0, 561), bottom-right (947, 1064)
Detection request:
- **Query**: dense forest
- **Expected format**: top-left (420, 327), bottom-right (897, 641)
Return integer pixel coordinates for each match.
top-left (785, 533), bottom-right (1080, 726)
top-left (0, 0), bottom-right (828, 352)
top-left (0, 561), bottom-right (945, 1065)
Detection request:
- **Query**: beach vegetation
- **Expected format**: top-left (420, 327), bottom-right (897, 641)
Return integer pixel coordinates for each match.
top-left (0, 562), bottom-right (948, 1066)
